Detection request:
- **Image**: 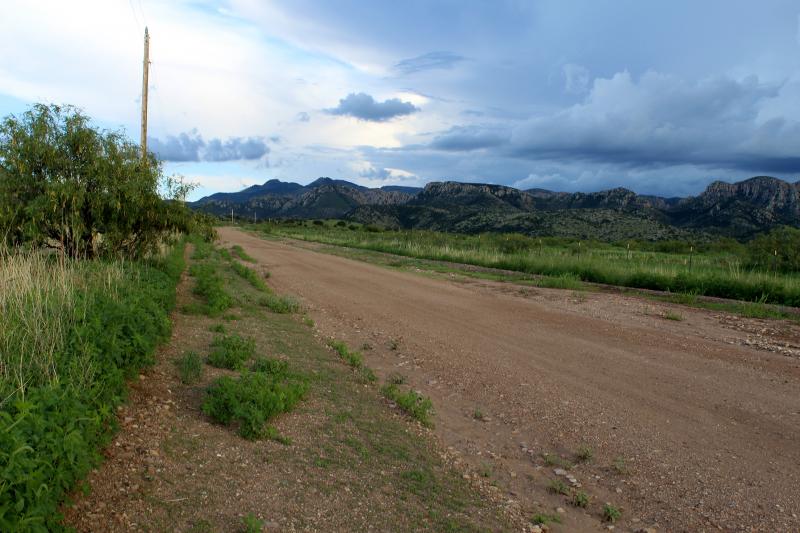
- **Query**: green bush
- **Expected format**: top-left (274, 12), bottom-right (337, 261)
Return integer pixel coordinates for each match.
top-left (231, 244), bottom-right (255, 262)
top-left (207, 333), bottom-right (255, 370)
top-left (746, 226), bottom-right (800, 272)
top-left (0, 104), bottom-right (193, 258)
top-left (0, 243), bottom-right (184, 531)
top-left (202, 371), bottom-right (307, 440)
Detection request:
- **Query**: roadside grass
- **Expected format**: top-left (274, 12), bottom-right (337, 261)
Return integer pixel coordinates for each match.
top-left (207, 333), bottom-right (256, 370)
top-left (548, 479), bottom-right (570, 495)
top-left (189, 262), bottom-right (233, 316)
top-left (575, 445), bottom-right (594, 463)
top-left (231, 261), bottom-right (269, 292)
top-left (202, 370), bottom-right (308, 440)
top-left (259, 293), bottom-right (300, 314)
top-left (231, 244), bottom-right (256, 263)
top-left (663, 310), bottom-right (684, 321)
top-left (603, 503), bottom-right (622, 523)
top-left (532, 513), bottom-right (562, 525)
top-left (252, 222), bottom-right (800, 307)
top-left (543, 453), bottom-right (574, 470)
top-left (0, 240), bottom-right (186, 531)
top-left (176, 351), bottom-right (204, 384)
top-left (381, 383), bottom-right (434, 427)
top-left (327, 339), bottom-right (376, 382)
top-left (173, 240), bottom-right (511, 531)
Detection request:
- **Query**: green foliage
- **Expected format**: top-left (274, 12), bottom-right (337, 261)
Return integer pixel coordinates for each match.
top-left (202, 370), bottom-right (307, 440)
top-left (548, 479), bottom-right (570, 495)
top-left (208, 323), bottom-right (226, 334)
top-left (572, 491), bottom-right (589, 508)
top-left (0, 104), bottom-right (193, 258)
top-left (0, 242), bottom-right (184, 531)
top-left (603, 503), bottom-right (622, 522)
top-left (746, 226), bottom-right (800, 272)
top-left (328, 340), bottom-right (364, 368)
top-left (250, 357), bottom-right (289, 377)
top-left (207, 333), bottom-right (256, 370)
top-left (258, 293), bottom-right (299, 314)
top-left (575, 445), bottom-right (593, 463)
top-left (242, 513), bottom-right (265, 533)
top-left (231, 244), bottom-right (255, 262)
top-left (532, 513), bottom-right (562, 525)
top-left (176, 351), bottom-right (203, 384)
top-left (381, 383), bottom-right (434, 427)
top-left (189, 263), bottom-right (232, 316)
top-left (231, 261), bottom-right (268, 291)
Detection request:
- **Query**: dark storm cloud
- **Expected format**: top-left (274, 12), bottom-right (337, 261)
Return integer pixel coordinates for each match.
top-left (394, 51), bottom-right (466, 74)
top-left (325, 93), bottom-right (419, 122)
top-left (429, 125), bottom-right (510, 151)
top-left (149, 131), bottom-right (269, 162)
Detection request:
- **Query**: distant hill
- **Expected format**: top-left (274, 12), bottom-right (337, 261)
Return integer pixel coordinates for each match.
top-left (191, 175), bottom-right (800, 240)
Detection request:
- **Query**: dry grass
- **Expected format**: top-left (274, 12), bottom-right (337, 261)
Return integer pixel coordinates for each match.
top-left (0, 248), bottom-right (123, 399)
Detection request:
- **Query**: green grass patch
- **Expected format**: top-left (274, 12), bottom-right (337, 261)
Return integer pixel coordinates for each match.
top-left (231, 261), bottom-right (269, 291)
top-left (176, 350), bottom-right (203, 384)
top-left (207, 333), bottom-right (256, 370)
top-left (231, 244), bottom-right (256, 263)
top-left (202, 370), bottom-right (307, 440)
top-left (258, 293), bottom-right (299, 314)
top-left (189, 262), bottom-right (233, 316)
top-left (381, 383), bottom-right (434, 427)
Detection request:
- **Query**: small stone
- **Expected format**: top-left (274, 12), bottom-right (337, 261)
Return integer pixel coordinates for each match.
top-left (554, 468), bottom-right (568, 476)
top-left (556, 507), bottom-right (565, 514)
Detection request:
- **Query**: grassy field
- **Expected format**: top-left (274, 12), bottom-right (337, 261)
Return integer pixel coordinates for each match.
top-left (0, 243), bottom-right (185, 531)
top-left (248, 220), bottom-right (800, 307)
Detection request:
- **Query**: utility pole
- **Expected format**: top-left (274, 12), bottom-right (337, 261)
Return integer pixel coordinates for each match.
top-left (231, 207), bottom-right (234, 224)
top-left (140, 27), bottom-right (150, 162)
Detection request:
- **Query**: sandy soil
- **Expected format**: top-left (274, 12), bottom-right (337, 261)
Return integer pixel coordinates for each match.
top-left (219, 227), bottom-right (800, 532)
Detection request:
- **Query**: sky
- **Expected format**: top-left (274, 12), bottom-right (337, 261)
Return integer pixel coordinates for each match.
top-left (1, 1), bottom-right (800, 200)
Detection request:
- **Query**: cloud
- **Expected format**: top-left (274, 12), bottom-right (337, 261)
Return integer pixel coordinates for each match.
top-left (149, 130), bottom-right (269, 162)
top-left (429, 125), bottom-right (510, 151)
top-left (325, 92), bottom-right (419, 122)
top-left (507, 71), bottom-right (800, 173)
top-left (394, 51), bottom-right (466, 74)
top-left (296, 111), bottom-right (311, 122)
top-left (563, 64), bottom-right (590, 94)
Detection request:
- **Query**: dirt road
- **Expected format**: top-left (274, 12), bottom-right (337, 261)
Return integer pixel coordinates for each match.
top-left (220, 227), bottom-right (800, 532)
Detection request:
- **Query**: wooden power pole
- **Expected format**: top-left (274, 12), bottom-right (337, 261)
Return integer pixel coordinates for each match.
top-left (140, 27), bottom-right (150, 162)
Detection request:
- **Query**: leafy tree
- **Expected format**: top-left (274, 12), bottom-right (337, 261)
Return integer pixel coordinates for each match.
top-left (0, 103), bottom-right (195, 258)
top-left (746, 226), bottom-right (800, 272)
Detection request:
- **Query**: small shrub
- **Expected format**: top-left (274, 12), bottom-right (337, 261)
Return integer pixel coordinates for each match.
top-left (542, 453), bottom-right (574, 470)
top-left (575, 445), bottom-right (593, 463)
top-left (548, 479), bottom-right (569, 495)
top-left (612, 456), bottom-right (628, 475)
top-left (208, 323), bottom-right (226, 334)
top-left (259, 293), bottom-right (299, 314)
top-left (603, 503), bottom-right (622, 523)
top-left (532, 513), bottom-right (562, 525)
top-left (202, 371), bottom-right (307, 440)
top-left (250, 357), bottom-right (289, 377)
top-left (302, 315), bottom-right (315, 328)
top-left (382, 383), bottom-right (434, 427)
top-left (572, 491), bottom-right (589, 508)
top-left (242, 512), bottom-right (264, 533)
top-left (387, 372), bottom-right (406, 385)
top-left (663, 310), bottom-right (684, 321)
top-left (176, 351), bottom-right (203, 384)
top-left (207, 333), bottom-right (256, 370)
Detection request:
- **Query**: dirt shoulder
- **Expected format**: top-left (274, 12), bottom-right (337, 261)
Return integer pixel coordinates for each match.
top-left (62, 242), bottom-right (518, 532)
top-left (219, 226), bottom-right (800, 532)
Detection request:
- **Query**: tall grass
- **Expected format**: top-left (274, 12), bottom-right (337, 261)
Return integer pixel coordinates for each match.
top-left (0, 250), bottom-right (124, 400)
top-left (0, 242), bottom-right (185, 531)
top-left (257, 223), bottom-right (800, 307)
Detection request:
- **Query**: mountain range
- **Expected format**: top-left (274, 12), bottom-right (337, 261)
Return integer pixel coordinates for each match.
top-left (192, 176), bottom-right (800, 241)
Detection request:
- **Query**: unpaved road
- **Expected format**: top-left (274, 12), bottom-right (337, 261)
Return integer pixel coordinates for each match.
top-left (220, 227), bottom-right (800, 532)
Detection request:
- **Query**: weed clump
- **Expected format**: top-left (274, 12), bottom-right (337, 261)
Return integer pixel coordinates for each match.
top-left (259, 293), bottom-right (299, 314)
top-left (189, 263), bottom-right (232, 316)
top-left (207, 333), bottom-right (256, 370)
top-left (202, 370), bottom-right (307, 440)
top-left (176, 351), bottom-right (203, 384)
top-left (382, 383), bottom-right (434, 427)
top-left (603, 503), bottom-right (622, 522)
top-left (231, 244), bottom-right (256, 263)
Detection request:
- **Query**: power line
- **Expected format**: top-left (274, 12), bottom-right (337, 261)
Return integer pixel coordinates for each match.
top-left (128, 0), bottom-right (142, 31)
